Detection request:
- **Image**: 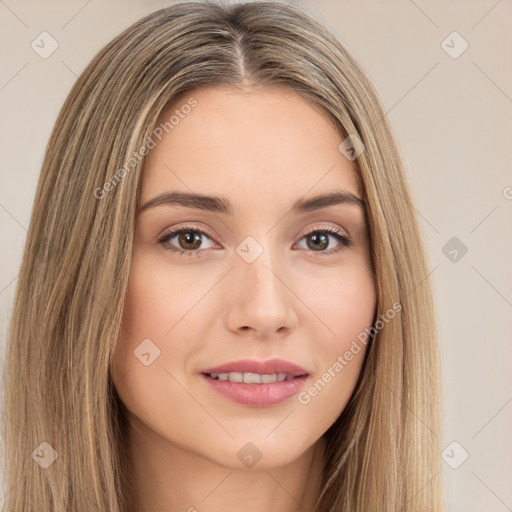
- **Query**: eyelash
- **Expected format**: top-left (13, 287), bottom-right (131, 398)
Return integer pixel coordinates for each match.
top-left (157, 224), bottom-right (353, 258)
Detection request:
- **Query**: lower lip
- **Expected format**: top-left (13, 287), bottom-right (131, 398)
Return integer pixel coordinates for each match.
top-left (200, 374), bottom-right (308, 407)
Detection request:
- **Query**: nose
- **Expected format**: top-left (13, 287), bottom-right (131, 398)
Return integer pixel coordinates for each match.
top-left (224, 244), bottom-right (298, 339)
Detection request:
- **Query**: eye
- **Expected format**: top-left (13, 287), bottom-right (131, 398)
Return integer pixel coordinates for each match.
top-left (295, 226), bottom-right (353, 256)
top-left (157, 224), bottom-right (353, 258)
top-left (157, 226), bottom-right (218, 258)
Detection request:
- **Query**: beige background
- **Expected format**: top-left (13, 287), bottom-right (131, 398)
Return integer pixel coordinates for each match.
top-left (1, 0), bottom-right (511, 509)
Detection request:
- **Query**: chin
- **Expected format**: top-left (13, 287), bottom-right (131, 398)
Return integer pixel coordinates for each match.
top-left (199, 434), bottom-right (319, 471)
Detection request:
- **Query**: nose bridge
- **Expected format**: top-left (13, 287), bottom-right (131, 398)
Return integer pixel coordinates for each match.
top-left (237, 233), bottom-right (284, 300)
top-left (226, 232), bottom-right (297, 335)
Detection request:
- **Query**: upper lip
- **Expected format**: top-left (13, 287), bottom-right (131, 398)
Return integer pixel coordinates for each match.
top-left (201, 358), bottom-right (309, 377)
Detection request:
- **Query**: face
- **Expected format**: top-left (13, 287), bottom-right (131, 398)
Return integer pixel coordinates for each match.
top-left (110, 85), bottom-right (376, 470)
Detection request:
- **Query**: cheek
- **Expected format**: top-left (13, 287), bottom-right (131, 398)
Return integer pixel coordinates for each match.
top-left (293, 263), bottom-right (376, 418)
top-left (110, 253), bottom-right (198, 397)
top-left (117, 249), bottom-right (208, 351)
top-left (110, 255), bottom-right (208, 444)
top-left (301, 258), bottom-right (376, 347)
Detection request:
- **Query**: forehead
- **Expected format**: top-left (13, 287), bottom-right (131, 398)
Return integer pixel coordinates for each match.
top-left (140, 85), bottom-right (361, 207)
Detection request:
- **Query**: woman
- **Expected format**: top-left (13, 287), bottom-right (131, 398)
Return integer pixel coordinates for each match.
top-left (1, 1), bottom-right (443, 510)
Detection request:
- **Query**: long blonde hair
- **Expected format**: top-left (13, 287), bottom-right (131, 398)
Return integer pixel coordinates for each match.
top-left (1, 1), bottom-right (443, 510)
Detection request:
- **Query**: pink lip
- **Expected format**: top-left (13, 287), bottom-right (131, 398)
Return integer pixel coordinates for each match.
top-left (201, 358), bottom-right (308, 376)
top-left (201, 374), bottom-right (308, 407)
top-left (200, 358), bottom-right (309, 407)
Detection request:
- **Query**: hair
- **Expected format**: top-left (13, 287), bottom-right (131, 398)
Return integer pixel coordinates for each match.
top-left (1, 1), bottom-right (443, 510)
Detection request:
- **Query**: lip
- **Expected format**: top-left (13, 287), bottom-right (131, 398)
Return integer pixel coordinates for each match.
top-left (201, 358), bottom-right (308, 377)
top-left (200, 358), bottom-right (309, 407)
top-left (201, 374), bottom-right (308, 407)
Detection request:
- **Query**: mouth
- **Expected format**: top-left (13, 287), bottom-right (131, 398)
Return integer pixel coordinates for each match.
top-left (199, 359), bottom-right (310, 407)
top-left (203, 371), bottom-right (307, 383)
top-left (201, 358), bottom-right (309, 407)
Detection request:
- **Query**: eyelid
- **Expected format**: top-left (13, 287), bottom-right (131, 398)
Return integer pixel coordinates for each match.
top-left (299, 222), bottom-right (350, 239)
top-left (157, 222), bottom-right (219, 244)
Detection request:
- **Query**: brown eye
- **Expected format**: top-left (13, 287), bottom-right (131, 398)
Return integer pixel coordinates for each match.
top-left (176, 231), bottom-right (203, 250)
top-left (158, 227), bottom-right (217, 257)
top-left (306, 232), bottom-right (329, 251)
top-left (296, 227), bottom-right (353, 255)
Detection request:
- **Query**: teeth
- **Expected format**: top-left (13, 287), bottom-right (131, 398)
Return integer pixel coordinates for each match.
top-left (208, 372), bottom-right (297, 383)
top-left (243, 372), bottom-right (261, 383)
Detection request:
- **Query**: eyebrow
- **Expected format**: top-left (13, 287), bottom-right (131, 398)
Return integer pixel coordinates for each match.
top-left (139, 188), bottom-right (365, 215)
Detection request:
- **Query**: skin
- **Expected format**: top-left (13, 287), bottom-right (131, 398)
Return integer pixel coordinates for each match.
top-left (110, 84), bottom-right (377, 512)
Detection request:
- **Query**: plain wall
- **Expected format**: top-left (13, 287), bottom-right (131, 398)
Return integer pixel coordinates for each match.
top-left (0, 1), bottom-right (511, 510)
